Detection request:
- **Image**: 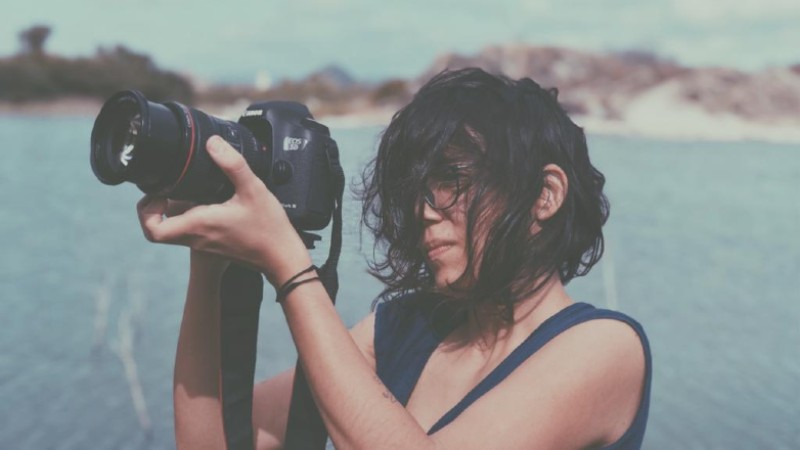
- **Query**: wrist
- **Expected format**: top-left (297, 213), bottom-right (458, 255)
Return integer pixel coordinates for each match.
top-left (256, 231), bottom-right (313, 287)
top-left (190, 250), bottom-right (229, 276)
top-left (275, 265), bottom-right (320, 303)
top-left (265, 253), bottom-right (314, 288)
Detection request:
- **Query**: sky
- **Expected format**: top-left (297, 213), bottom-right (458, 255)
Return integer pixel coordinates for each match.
top-left (3, 0), bottom-right (799, 84)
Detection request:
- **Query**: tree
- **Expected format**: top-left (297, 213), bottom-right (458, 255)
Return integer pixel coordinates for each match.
top-left (19, 25), bottom-right (52, 56)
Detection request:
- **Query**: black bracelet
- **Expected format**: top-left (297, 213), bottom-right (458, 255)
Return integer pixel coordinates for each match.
top-left (276, 265), bottom-right (319, 303)
top-left (276, 276), bottom-right (321, 303)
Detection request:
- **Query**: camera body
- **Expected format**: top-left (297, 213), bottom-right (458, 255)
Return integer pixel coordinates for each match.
top-left (90, 90), bottom-right (339, 231)
top-left (238, 101), bottom-right (338, 231)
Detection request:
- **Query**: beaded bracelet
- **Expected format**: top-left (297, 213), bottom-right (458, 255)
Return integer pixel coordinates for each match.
top-left (275, 265), bottom-right (320, 303)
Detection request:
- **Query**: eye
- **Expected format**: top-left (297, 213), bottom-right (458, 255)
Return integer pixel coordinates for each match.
top-left (431, 164), bottom-right (468, 183)
top-left (423, 163), bottom-right (471, 210)
top-left (438, 168), bottom-right (460, 185)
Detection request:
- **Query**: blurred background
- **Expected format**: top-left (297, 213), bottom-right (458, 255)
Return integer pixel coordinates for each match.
top-left (1, 1), bottom-right (798, 449)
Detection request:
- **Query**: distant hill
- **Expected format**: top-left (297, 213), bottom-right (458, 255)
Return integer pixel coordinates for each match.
top-left (228, 43), bottom-right (800, 140)
top-left (307, 64), bottom-right (357, 88)
top-left (4, 39), bottom-right (799, 141)
top-left (0, 45), bottom-right (193, 104)
top-left (416, 44), bottom-right (800, 124)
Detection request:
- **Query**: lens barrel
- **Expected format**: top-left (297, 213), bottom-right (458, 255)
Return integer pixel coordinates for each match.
top-left (90, 90), bottom-right (268, 203)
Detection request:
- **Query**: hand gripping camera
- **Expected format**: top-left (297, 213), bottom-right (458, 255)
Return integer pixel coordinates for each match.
top-left (90, 91), bottom-right (342, 450)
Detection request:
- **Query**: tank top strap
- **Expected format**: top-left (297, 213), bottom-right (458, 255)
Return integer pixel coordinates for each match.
top-left (427, 302), bottom-right (651, 448)
top-left (374, 293), bottom-right (456, 404)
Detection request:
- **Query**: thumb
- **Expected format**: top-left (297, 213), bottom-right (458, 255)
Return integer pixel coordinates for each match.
top-left (207, 135), bottom-right (257, 195)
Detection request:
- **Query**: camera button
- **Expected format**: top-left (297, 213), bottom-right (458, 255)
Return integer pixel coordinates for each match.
top-left (273, 160), bottom-right (293, 185)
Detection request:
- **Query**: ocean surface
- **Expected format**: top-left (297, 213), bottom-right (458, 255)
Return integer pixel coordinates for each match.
top-left (0, 116), bottom-right (798, 450)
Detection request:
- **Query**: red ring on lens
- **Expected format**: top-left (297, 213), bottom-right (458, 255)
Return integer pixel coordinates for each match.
top-left (174, 104), bottom-right (196, 187)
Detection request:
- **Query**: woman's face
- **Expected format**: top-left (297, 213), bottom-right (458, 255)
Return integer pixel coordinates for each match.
top-left (419, 162), bottom-right (481, 289)
top-left (421, 203), bottom-right (468, 289)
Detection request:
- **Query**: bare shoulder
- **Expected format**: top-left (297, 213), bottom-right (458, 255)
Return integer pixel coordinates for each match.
top-left (553, 317), bottom-right (646, 372)
top-left (431, 316), bottom-right (647, 449)
top-left (525, 317), bottom-right (647, 445)
top-left (541, 317), bottom-right (647, 399)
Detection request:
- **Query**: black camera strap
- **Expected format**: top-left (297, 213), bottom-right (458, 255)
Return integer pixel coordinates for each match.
top-left (284, 140), bottom-right (343, 450)
top-left (218, 140), bottom-right (343, 450)
top-left (219, 264), bottom-right (263, 450)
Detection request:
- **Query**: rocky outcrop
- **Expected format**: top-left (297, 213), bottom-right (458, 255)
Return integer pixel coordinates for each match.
top-left (416, 45), bottom-right (687, 119)
top-left (671, 67), bottom-right (800, 121)
top-left (415, 44), bottom-right (800, 126)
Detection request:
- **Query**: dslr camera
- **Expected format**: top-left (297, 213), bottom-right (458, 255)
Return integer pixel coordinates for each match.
top-left (90, 90), bottom-right (339, 231)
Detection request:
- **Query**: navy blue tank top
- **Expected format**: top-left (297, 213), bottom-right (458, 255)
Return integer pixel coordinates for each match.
top-left (374, 294), bottom-right (652, 449)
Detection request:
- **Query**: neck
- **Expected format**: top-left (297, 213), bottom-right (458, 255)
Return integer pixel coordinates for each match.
top-left (453, 274), bottom-right (573, 352)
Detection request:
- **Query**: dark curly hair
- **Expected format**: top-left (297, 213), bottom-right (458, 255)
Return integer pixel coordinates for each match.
top-left (358, 68), bottom-right (609, 321)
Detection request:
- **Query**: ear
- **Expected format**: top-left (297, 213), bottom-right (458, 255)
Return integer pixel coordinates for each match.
top-left (534, 164), bottom-right (568, 221)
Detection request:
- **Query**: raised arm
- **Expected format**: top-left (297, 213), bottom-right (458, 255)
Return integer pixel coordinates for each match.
top-left (171, 250), bottom-right (228, 450)
top-left (166, 247), bottom-right (377, 450)
top-left (133, 198), bottom-right (231, 449)
top-left (251, 312), bottom-right (376, 450)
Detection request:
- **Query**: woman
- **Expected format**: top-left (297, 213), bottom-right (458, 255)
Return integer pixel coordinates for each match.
top-left (138, 68), bottom-right (651, 449)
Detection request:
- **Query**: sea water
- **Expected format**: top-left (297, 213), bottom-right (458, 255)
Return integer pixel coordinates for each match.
top-left (0, 116), bottom-right (798, 449)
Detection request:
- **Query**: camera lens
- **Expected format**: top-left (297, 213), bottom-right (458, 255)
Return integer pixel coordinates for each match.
top-left (91, 90), bottom-right (268, 203)
top-left (91, 90), bottom-right (183, 190)
top-left (112, 113), bottom-right (141, 171)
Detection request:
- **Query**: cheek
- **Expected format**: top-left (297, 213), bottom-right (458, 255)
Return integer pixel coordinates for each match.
top-left (468, 214), bottom-right (494, 270)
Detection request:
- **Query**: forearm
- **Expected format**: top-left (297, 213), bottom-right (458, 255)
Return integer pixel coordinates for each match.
top-left (173, 252), bottom-right (226, 450)
top-left (281, 281), bottom-right (436, 450)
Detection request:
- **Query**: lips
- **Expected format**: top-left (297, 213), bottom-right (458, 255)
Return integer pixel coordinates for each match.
top-left (425, 241), bottom-right (455, 260)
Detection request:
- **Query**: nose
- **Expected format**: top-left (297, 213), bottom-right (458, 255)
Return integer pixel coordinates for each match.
top-left (420, 197), bottom-right (445, 222)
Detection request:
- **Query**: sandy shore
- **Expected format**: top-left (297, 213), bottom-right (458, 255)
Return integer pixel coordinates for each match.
top-left (575, 80), bottom-right (800, 144)
top-left (318, 93), bottom-right (800, 144)
top-left (2, 97), bottom-right (798, 144)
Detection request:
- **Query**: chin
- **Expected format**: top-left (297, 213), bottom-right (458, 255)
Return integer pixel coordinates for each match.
top-left (432, 265), bottom-right (467, 290)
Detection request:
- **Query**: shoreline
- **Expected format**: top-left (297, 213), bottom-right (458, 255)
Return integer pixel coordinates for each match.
top-left (2, 99), bottom-right (798, 145)
top-left (0, 98), bottom-right (104, 117)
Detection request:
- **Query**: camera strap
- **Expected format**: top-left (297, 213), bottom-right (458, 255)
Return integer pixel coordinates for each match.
top-left (218, 140), bottom-right (344, 450)
top-left (284, 140), bottom-right (344, 450)
top-left (219, 264), bottom-right (263, 450)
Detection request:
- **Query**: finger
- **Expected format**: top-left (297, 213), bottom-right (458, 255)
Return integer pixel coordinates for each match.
top-left (142, 204), bottom-right (211, 244)
top-left (137, 194), bottom-right (161, 215)
top-left (137, 195), bottom-right (168, 241)
top-left (207, 136), bottom-right (259, 197)
top-left (138, 195), bottom-right (201, 244)
top-left (147, 212), bottom-right (204, 243)
top-left (165, 199), bottom-right (196, 218)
